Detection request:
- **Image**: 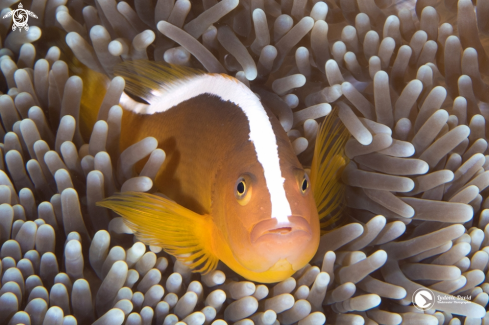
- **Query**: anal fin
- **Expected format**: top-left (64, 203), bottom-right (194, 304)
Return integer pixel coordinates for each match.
top-left (310, 107), bottom-right (350, 233)
top-left (97, 192), bottom-right (219, 273)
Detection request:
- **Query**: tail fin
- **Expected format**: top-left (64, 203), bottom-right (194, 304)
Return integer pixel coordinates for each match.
top-left (38, 27), bottom-right (110, 141)
top-left (78, 65), bottom-right (110, 140)
top-left (310, 107), bottom-right (350, 233)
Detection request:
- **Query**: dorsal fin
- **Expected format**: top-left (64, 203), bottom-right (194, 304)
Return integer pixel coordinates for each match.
top-left (310, 107), bottom-right (350, 233)
top-left (114, 60), bottom-right (207, 105)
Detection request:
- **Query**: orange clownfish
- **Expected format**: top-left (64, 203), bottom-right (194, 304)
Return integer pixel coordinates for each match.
top-left (97, 61), bottom-right (349, 283)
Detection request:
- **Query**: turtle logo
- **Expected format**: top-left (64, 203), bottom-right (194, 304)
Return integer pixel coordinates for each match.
top-left (2, 3), bottom-right (38, 32)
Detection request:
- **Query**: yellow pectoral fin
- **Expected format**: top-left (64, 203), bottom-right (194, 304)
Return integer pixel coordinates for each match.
top-left (310, 107), bottom-right (350, 232)
top-left (97, 192), bottom-right (219, 273)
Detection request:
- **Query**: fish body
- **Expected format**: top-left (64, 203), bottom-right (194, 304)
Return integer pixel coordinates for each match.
top-left (98, 61), bottom-right (348, 283)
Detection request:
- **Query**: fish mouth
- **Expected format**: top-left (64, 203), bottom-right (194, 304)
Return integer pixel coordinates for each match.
top-left (250, 216), bottom-right (312, 243)
top-left (267, 227), bottom-right (292, 234)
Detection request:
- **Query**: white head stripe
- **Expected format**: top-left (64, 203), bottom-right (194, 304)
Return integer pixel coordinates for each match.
top-left (120, 74), bottom-right (292, 223)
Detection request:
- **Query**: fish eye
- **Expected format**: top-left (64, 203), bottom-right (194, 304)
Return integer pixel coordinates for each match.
top-left (235, 175), bottom-right (252, 205)
top-left (301, 174), bottom-right (309, 194)
top-left (237, 180), bottom-right (246, 195)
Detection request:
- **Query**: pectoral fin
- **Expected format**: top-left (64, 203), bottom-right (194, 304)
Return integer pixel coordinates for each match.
top-left (310, 108), bottom-right (350, 232)
top-left (97, 192), bottom-right (219, 273)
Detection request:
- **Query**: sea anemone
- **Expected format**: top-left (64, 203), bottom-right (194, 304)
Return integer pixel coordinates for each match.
top-left (0, 0), bottom-right (487, 323)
